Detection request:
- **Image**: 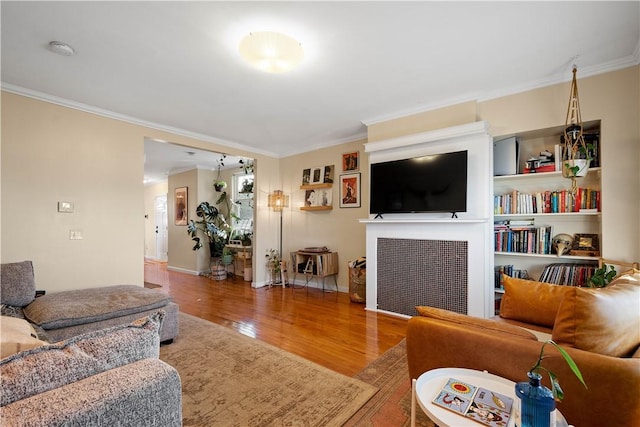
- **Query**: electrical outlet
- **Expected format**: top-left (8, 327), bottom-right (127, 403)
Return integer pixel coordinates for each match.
top-left (69, 230), bottom-right (84, 240)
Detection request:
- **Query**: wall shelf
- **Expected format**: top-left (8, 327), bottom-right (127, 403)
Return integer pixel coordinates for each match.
top-left (300, 206), bottom-right (332, 211)
top-left (300, 183), bottom-right (332, 190)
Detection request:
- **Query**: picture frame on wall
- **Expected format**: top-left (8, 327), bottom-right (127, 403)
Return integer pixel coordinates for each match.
top-left (311, 167), bottom-right (323, 184)
top-left (339, 173), bottom-right (361, 208)
top-left (175, 187), bottom-right (188, 225)
top-left (342, 151), bottom-right (359, 172)
top-left (323, 165), bottom-right (335, 183)
top-left (302, 168), bottom-right (311, 185)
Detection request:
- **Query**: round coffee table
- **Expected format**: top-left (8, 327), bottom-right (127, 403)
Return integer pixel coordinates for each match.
top-left (411, 367), bottom-right (569, 427)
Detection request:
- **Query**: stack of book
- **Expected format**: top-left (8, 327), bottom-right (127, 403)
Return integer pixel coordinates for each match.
top-left (494, 219), bottom-right (553, 255)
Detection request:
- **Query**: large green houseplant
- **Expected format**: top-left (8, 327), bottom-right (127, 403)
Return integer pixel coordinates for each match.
top-left (186, 201), bottom-right (231, 257)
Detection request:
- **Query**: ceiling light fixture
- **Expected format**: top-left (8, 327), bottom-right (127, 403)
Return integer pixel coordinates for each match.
top-left (48, 41), bottom-right (75, 56)
top-left (239, 31), bottom-right (303, 74)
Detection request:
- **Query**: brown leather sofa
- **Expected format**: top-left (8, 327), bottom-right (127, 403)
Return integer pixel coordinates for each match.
top-left (406, 271), bottom-right (640, 427)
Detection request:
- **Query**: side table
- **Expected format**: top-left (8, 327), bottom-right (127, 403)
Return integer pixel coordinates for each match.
top-left (411, 367), bottom-right (569, 427)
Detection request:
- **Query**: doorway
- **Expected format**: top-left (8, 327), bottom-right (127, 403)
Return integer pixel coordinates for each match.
top-left (154, 194), bottom-right (168, 261)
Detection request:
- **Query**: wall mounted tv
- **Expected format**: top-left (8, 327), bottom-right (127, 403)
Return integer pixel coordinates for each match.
top-left (370, 150), bottom-right (468, 215)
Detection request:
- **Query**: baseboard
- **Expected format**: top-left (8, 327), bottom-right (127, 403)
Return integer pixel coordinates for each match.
top-left (166, 265), bottom-right (201, 275)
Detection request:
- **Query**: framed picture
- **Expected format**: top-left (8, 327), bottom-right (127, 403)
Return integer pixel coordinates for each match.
top-left (339, 173), bottom-right (361, 208)
top-left (311, 167), bottom-right (323, 184)
top-left (302, 168), bottom-right (311, 185)
top-left (342, 151), bottom-right (359, 172)
top-left (323, 165), bottom-right (335, 183)
top-left (174, 187), bottom-right (188, 226)
top-left (304, 188), bottom-right (333, 207)
top-left (569, 233), bottom-right (600, 256)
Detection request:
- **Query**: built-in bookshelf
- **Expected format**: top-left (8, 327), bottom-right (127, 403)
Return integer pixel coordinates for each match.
top-left (493, 123), bottom-right (602, 312)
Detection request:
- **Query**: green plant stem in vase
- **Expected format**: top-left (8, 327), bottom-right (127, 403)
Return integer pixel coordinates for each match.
top-left (515, 340), bottom-right (587, 427)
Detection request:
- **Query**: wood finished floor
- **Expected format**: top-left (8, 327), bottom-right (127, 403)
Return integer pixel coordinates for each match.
top-left (145, 260), bottom-right (408, 377)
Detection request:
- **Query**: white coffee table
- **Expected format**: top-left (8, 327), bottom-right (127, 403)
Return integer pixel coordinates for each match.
top-left (411, 367), bottom-right (569, 427)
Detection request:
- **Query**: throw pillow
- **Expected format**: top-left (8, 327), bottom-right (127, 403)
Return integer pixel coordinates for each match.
top-left (499, 275), bottom-right (576, 328)
top-left (0, 261), bottom-right (36, 307)
top-left (0, 316), bottom-right (48, 359)
top-left (416, 306), bottom-right (537, 340)
top-left (0, 310), bottom-right (164, 407)
top-left (552, 280), bottom-right (640, 357)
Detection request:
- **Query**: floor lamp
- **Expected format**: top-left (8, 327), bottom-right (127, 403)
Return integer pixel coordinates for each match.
top-left (268, 190), bottom-right (289, 285)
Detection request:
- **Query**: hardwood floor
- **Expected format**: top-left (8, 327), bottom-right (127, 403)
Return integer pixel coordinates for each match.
top-left (145, 260), bottom-right (408, 376)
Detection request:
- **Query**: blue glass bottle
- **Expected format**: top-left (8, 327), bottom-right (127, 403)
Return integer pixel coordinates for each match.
top-left (514, 372), bottom-right (556, 427)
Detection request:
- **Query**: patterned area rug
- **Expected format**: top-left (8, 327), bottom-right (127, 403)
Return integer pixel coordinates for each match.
top-left (345, 339), bottom-right (435, 427)
top-left (159, 313), bottom-right (377, 426)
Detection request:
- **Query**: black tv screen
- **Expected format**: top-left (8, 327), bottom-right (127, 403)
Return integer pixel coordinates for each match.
top-left (370, 150), bottom-right (468, 215)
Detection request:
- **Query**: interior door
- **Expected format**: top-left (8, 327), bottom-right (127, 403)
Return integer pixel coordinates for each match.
top-left (155, 194), bottom-right (168, 261)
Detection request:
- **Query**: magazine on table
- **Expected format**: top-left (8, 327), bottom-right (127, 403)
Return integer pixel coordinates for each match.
top-left (432, 377), bottom-right (513, 427)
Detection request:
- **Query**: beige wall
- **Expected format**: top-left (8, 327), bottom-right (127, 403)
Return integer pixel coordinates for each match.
top-left (1, 91), bottom-right (279, 292)
top-left (2, 65), bottom-right (637, 294)
top-left (143, 181), bottom-right (168, 259)
top-left (1, 92), bottom-right (145, 292)
top-left (280, 138), bottom-right (368, 291)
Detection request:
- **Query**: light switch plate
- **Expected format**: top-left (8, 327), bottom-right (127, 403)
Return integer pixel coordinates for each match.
top-left (58, 201), bottom-right (74, 213)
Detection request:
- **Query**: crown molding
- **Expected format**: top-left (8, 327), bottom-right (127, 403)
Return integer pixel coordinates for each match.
top-left (362, 50), bottom-right (640, 127)
top-left (0, 83), bottom-right (279, 158)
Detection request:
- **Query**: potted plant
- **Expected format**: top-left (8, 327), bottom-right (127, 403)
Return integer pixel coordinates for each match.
top-left (265, 248), bottom-right (281, 284)
top-left (516, 340), bottom-right (587, 427)
top-left (186, 201), bottom-right (231, 258)
top-left (214, 154), bottom-right (228, 192)
top-left (586, 263), bottom-right (617, 288)
top-left (240, 178), bottom-right (254, 194)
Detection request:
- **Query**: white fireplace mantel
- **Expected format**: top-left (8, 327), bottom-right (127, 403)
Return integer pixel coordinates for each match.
top-left (362, 121), bottom-right (494, 318)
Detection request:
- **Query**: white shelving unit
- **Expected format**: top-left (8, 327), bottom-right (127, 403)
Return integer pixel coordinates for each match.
top-left (493, 125), bottom-right (602, 312)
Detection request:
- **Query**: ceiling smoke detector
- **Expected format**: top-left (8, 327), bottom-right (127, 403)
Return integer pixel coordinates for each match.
top-left (48, 41), bottom-right (75, 56)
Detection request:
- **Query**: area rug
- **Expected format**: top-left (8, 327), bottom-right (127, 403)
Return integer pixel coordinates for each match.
top-left (344, 339), bottom-right (435, 427)
top-left (159, 313), bottom-right (377, 426)
top-left (144, 281), bottom-right (162, 289)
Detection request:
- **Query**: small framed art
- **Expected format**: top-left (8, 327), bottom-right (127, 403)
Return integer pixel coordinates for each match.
top-left (174, 187), bottom-right (188, 225)
top-left (339, 173), bottom-right (361, 208)
top-left (342, 151), bottom-right (359, 172)
top-left (569, 233), bottom-right (600, 256)
top-left (311, 167), bottom-right (323, 184)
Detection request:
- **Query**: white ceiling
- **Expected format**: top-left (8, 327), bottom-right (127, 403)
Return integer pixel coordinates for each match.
top-left (2, 2), bottom-right (639, 169)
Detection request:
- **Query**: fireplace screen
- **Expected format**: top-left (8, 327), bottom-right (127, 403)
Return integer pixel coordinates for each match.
top-left (376, 238), bottom-right (468, 316)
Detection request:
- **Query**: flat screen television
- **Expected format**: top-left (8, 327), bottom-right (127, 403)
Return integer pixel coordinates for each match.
top-left (370, 150), bottom-right (468, 215)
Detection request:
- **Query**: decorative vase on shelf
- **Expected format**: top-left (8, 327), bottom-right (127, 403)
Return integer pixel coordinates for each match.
top-left (514, 372), bottom-right (556, 427)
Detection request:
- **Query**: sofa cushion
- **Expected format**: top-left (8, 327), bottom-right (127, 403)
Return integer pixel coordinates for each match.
top-left (416, 306), bottom-right (538, 340)
top-left (0, 310), bottom-right (164, 407)
top-left (0, 261), bottom-right (36, 307)
top-left (0, 316), bottom-right (47, 359)
top-left (499, 276), bottom-right (576, 328)
top-left (552, 276), bottom-right (640, 357)
top-left (24, 284), bottom-right (172, 329)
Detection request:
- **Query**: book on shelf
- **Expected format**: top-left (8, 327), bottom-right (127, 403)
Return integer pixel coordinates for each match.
top-left (494, 188), bottom-right (600, 215)
top-left (494, 225), bottom-right (552, 255)
top-left (539, 263), bottom-right (597, 286)
top-left (432, 377), bottom-right (513, 427)
top-left (495, 265), bottom-right (529, 288)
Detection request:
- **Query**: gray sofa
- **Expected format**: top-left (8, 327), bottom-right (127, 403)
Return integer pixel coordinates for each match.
top-left (0, 261), bottom-right (179, 343)
top-left (1, 311), bottom-right (182, 426)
